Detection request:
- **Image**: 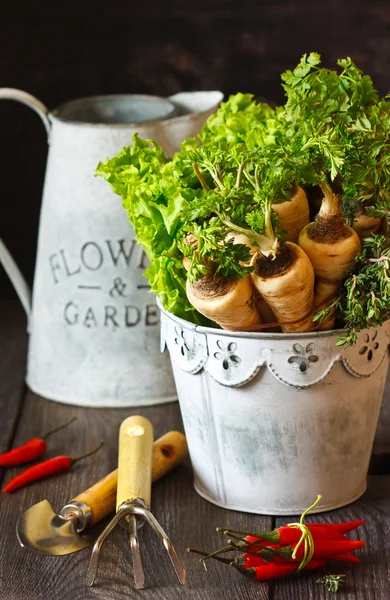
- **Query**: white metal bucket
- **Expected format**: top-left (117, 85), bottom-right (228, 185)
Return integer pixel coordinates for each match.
top-left (159, 303), bottom-right (390, 514)
top-left (0, 89), bottom-right (223, 407)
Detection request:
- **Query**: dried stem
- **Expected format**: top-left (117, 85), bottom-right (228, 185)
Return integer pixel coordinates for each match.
top-left (192, 163), bottom-right (210, 192)
top-left (235, 164), bottom-right (244, 188)
top-left (187, 548), bottom-right (233, 565)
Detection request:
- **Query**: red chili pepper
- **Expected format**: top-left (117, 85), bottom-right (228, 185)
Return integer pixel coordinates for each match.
top-left (243, 540), bottom-right (283, 566)
top-left (246, 537), bottom-right (280, 554)
top-left (222, 524), bottom-right (350, 549)
top-left (242, 561), bottom-right (297, 581)
top-left (0, 417), bottom-right (76, 466)
top-left (244, 552), bottom-right (327, 572)
top-left (278, 526), bottom-right (348, 546)
top-left (306, 520), bottom-right (364, 534)
top-left (3, 440), bottom-right (104, 492)
top-left (245, 537), bottom-right (362, 566)
top-left (332, 552), bottom-right (360, 563)
top-left (303, 559), bottom-right (327, 570)
top-left (245, 539), bottom-right (299, 567)
top-left (187, 548), bottom-right (297, 580)
top-left (245, 525), bottom-right (347, 546)
top-left (244, 554), bottom-right (267, 568)
top-left (287, 539), bottom-right (365, 561)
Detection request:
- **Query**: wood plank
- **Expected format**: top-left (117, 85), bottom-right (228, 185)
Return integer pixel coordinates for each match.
top-left (272, 476), bottom-right (390, 600)
top-left (372, 370), bottom-right (390, 455)
top-left (0, 292), bottom-right (29, 485)
top-left (369, 371), bottom-right (390, 475)
top-left (0, 391), bottom-right (272, 599)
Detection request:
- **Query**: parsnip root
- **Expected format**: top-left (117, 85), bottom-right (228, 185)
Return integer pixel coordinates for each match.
top-left (298, 185), bottom-right (361, 330)
top-left (353, 212), bottom-right (382, 239)
top-left (272, 186), bottom-right (310, 243)
top-left (299, 225), bottom-right (361, 307)
top-left (186, 274), bottom-right (262, 331)
top-left (251, 242), bottom-right (315, 333)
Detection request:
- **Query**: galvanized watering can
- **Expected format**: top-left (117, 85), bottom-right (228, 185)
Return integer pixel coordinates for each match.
top-left (160, 303), bottom-right (390, 514)
top-left (0, 89), bottom-right (223, 407)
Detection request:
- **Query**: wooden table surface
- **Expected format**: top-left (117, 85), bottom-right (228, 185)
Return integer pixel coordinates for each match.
top-left (0, 293), bottom-right (389, 600)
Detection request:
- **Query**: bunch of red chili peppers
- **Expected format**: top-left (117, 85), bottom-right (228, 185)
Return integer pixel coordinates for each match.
top-left (188, 496), bottom-right (365, 589)
top-left (0, 418), bottom-right (103, 492)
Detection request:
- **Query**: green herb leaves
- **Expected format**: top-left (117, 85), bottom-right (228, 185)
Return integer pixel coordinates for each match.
top-left (315, 235), bottom-right (390, 345)
top-left (337, 235), bottom-right (390, 345)
top-left (316, 574), bottom-right (345, 593)
top-left (281, 53), bottom-right (389, 218)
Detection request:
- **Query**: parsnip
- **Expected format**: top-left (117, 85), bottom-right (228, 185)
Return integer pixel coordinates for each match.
top-left (186, 274), bottom-right (262, 331)
top-left (299, 231), bottom-right (361, 309)
top-left (353, 211), bottom-right (382, 239)
top-left (272, 186), bottom-right (310, 243)
top-left (251, 242), bottom-right (315, 333)
top-left (253, 289), bottom-right (281, 332)
top-left (298, 183), bottom-right (361, 330)
top-left (226, 230), bottom-right (280, 328)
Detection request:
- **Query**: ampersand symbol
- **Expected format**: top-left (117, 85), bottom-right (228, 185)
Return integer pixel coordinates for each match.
top-left (109, 277), bottom-right (129, 297)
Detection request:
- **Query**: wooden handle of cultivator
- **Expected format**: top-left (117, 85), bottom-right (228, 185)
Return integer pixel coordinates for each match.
top-left (118, 415), bottom-right (154, 511)
top-left (73, 430), bottom-right (187, 525)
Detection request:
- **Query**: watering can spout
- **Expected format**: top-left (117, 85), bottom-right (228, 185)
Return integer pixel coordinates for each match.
top-left (158, 91), bottom-right (224, 157)
top-left (168, 91), bottom-right (224, 116)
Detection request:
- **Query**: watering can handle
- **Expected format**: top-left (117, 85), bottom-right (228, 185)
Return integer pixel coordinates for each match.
top-left (0, 88), bottom-right (51, 321)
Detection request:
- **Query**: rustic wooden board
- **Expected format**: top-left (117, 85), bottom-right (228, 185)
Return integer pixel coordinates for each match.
top-left (0, 392), bottom-right (272, 599)
top-left (0, 295), bottom-right (28, 484)
top-left (272, 476), bottom-right (390, 600)
top-left (1, 294), bottom-right (389, 598)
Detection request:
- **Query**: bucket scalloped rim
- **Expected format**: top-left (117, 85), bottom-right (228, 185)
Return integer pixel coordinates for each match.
top-left (158, 299), bottom-right (390, 390)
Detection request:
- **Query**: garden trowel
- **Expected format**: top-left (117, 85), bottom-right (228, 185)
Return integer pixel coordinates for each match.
top-left (16, 431), bottom-right (188, 556)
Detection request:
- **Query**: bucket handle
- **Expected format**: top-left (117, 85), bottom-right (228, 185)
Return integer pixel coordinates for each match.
top-left (0, 88), bottom-right (51, 322)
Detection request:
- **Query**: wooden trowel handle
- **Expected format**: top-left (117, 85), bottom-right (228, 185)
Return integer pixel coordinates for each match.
top-left (72, 431), bottom-right (188, 526)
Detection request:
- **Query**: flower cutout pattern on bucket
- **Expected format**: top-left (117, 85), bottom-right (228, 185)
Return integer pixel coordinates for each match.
top-left (161, 306), bottom-right (390, 387)
top-left (288, 343), bottom-right (319, 373)
top-left (359, 331), bottom-right (379, 362)
top-left (214, 341), bottom-right (242, 371)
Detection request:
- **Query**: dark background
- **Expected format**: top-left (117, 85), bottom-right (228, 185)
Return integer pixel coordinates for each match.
top-left (1, 0), bottom-right (389, 295)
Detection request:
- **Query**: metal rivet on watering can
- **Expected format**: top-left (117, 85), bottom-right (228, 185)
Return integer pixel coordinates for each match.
top-left (0, 89), bottom-right (223, 407)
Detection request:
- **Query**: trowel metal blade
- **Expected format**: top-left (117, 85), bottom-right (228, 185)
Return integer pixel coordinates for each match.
top-left (16, 499), bottom-right (93, 556)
